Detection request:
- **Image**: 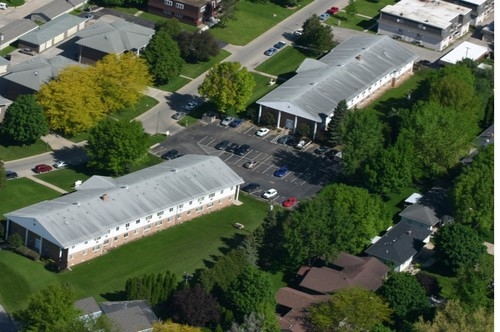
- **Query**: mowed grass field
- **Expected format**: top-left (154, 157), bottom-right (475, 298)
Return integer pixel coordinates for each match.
top-left (0, 194), bottom-right (270, 312)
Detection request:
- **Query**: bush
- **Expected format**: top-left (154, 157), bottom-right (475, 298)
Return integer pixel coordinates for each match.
top-left (8, 233), bottom-right (24, 248)
top-left (15, 246), bottom-right (40, 261)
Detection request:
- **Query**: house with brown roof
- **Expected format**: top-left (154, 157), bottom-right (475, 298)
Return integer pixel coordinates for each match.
top-left (275, 253), bottom-right (389, 332)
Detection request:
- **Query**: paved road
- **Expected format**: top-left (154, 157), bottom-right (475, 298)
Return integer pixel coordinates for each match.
top-left (0, 0), bottom-right (53, 27)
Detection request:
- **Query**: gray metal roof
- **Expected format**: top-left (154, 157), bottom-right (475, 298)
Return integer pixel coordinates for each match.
top-left (31, 0), bottom-right (87, 20)
top-left (100, 300), bottom-right (157, 332)
top-left (257, 35), bottom-right (418, 122)
top-left (19, 14), bottom-right (86, 46)
top-left (365, 221), bottom-right (432, 265)
top-left (0, 19), bottom-right (38, 45)
top-left (75, 297), bottom-right (102, 316)
top-left (399, 187), bottom-right (451, 226)
top-left (76, 19), bottom-right (154, 54)
top-left (3, 55), bottom-right (83, 91)
top-left (5, 155), bottom-right (244, 248)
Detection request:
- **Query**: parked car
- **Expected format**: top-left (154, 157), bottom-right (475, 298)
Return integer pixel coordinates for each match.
top-left (262, 188), bottom-right (278, 199)
top-left (282, 197), bottom-right (298, 208)
top-left (295, 140), bottom-right (306, 150)
top-left (229, 119), bottom-right (243, 128)
top-left (274, 166), bottom-right (288, 178)
top-left (256, 128), bottom-right (270, 137)
top-left (325, 149), bottom-right (338, 160)
top-left (225, 143), bottom-right (240, 153)
top-left (172, 112), bottom-right (186, 120)
top-left (241, 183), bottom-right (261, 193)
top-left (161, 149), bottom-right (179, 160)
top-left (221, 116), bottom-right (235, 126)
top-left (83, 13), bottom-right (94, 19)
top-left (235, 144), bottom-right (251, 156)
top-left (34, 164), bottom-right (53, 173)
top-left (243, 160), bottom-right (258, 169)
top-left (54, 160), bottom-right (69, 169)
top-left (274, 41), bottom-right (287, 49)
top-left (19, 48), bottom-right (36, 56)
top-left (313, 146), bottom-right (329, 155)
top-left (294, 28), bottom-right (303, 36)
top-left (183, 101), bottom-right (198, 111)
top-left (0, 2), bottom-right (8, 9)
top-left (264, 47), bottom-right (278, 56)
top-left (5, 170), bottom-right (18, 180)
top-left (326, 6), bottom-right (339, 15)
top-left (277, 135), bottom-right (294, 144)
top-left (319, 13), bottom-right (330, 21)
top-left (215, 140), bottom-right (231, 150)
top-left (286, 136), bottom-right (299, 146)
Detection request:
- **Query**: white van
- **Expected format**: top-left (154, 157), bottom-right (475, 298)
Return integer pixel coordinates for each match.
top-left (0, 3), bottom-right (8, 9)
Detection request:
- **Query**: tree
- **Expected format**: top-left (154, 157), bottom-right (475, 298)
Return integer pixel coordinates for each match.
top-left (52, 315), bottom-right (119, 332)
top-left (153, 320), bottom-right (202, 332)
top-left (413, 300), bottom-right (493, 332)
top-left (400, 101), bottom-right (478, 176)
top-left (339, 109), bottom-right (385, 178)
top-left (1, 94), bottom-right (48, 145)
top-left (218, 0), bottom-right (238, 27)
top-left (377, 272), bottom-right (430, 325)
top-left (16, 283), bottom-right (81, 331)
top-left (326, 100), bottom-right (348, 147)
top-left (307, 288), bottom-right (392, 331)
top-left (85, 119), bottom-right (149, 175)
top-left (433, 223), bottom-right (486, 275)
top-left (451, 145), bottom-right (493, 234)
top-left (228, 312), bottom-right (265, 332)
top-left (142, 30), bottom-right (183, 85)
top-left (125, 271), bottom-right (177, 307)
top-left (175, 31), bottom-right (219, 63)
top-left (345, 0), bottom-right (358, 17)
top-left (296, 15), bottom-right (335, 56)
top-left (283, 183), bottom-right (391, 268)
top-left (198, 62), bottom-right (255, 113)
top-left (415, 272), bottom-right (441, 297)
top-left (155, 19), bottom-right (182, 37)
top-left (169, 284), bottom-right (221, 328)
top-left (95, 53), bottom-right (152, 111)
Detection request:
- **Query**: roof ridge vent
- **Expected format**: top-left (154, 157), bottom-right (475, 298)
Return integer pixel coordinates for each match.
top-left (120, 185), bottom-right (129, 189)
top-left (310, 82), bottom-right (318, 85)
top-left (73, 201), bottom-right (80, 206)
top-left (170, 168), bottom-right (178, 173)
top-left (100, 193), bottom-right (109, 201)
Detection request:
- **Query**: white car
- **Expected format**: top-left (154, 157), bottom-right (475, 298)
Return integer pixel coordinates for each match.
top-left (256, 128), bottom-right (270, 136)
top-left (221, 116), bottom-right (235, 126)
top-left (262, 188), bottom-right (278, 199)
top-left (183, 101), bottom-right (198, 111)
top-left (54, 160), bottom-right (69, 169)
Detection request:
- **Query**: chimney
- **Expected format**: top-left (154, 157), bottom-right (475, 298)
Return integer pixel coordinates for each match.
top-left (407, 230), bottom-right (412, 236)
top-left (100, 194), bottom-right (109, 201)
top-left (356, 54), bottom-right (361, 60)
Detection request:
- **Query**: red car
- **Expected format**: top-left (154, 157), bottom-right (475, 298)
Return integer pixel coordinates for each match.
top-left (34, 164), bottom-right (53, 173)
top-left (282, 197), bottom-right (297, 208)
top-left (327, 6), bottom-right (339, 15)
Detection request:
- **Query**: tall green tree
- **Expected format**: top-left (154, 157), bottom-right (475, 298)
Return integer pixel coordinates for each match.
top-left (377, 273), bottom-right (430, 325)
top-left (155, 19), bottom-right (182, 36)
top-left (400, 101), bottom-right (477, 176)
top-left (307, 288), bottom-right (392, 331)
top-left (142, 30), bottom-right (183, 85)
top-left (340, 109), bottom-right (385, 178)
top-left (86, 119), bottom-right (149, 175)
top-left (1, 94), bottom-right (48, 145)
top-left (175, 30), bottom-right (219, 63)
top-left (218, 0), bottom-right (238, 27)
top-left (198, 62), bottom-right (255, 113)
top-left (170, 284), bottom-right (221, 328)
top-left (413, 300), bottom-right (493, 332)
top-left (16, 283), bottom-right (81, 332)
top-left (433, 223), bottom-right (486, 275)
top-left (345, 0), bottom-right (358, 17)
top-left (452, 145), bottom-right (493, 234)
top-left (296, 14), bottom-right (335, 56)
top-left (326, 100), bottom-right (348, 147)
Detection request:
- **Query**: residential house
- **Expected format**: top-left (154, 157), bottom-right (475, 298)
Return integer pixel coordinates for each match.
top-left (75, 19), bottom-right (155, 64)
top-left (256, 35), bottom-right (417, 139)
top-left (75, 298), bottom-right (158, 332)
top-left (443, 0), bottom-right (494, 26)
top-left (0, 19), bottom-right (39, 51)
top-left (378, 0), bottom-right (472, 51)
top-left (147, 0), bottom-right (221, 27)
top-left (481, 21), bottom-right (494, 43)
top-left (18, 14), bottom-right (87, 54)
top-left (4, 155), bottom-right (244, 269)
top-left (1, 55), bottom-right (83, 101)
top-left (275, 253), bottom-right (389, 332)
top-left (30, 0), bottom-right (87, 24)
top-left (365, 221), bottom-right (432, 272)
top-left (439, 41), bottom-right (490, 65)
top-left (461, 123), bottom-right (494, 164)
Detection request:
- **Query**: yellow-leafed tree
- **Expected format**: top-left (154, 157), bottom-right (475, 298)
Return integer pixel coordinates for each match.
top-left (152, 320), bottom-right (202, 332)
top-left (95, 52), bottom-right (152, 112)
top-left (37, 66), bottom-right (107, 136)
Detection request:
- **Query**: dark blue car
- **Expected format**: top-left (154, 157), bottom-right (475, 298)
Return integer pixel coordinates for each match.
top-left (274, 166), bottom-right (288, 178)
top-left (229, 119), bottom-right (243, 128)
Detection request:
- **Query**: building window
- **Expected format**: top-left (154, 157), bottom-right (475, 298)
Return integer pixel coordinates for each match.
top-left (125, 223), bottom-right (130, 228)
top-left (144, 225), bottom-right (151, 231)
top-left (189, 200), bottom-right (193, 205)
top-left (116, 226), bottom-right (120, 231)
top-left (167, 217), bottom-right (172, 223)
top-left (178, 204), bottom-right (184, 209)
top-left (207, 202), bottom-right (214, 208)
top-left (157, 220), bottom-right (163, 227)
top-left (218, 199), bottom-right (222, 205)
top-left (71, 245), bottom-right (75, 249)
top-left (146, 215), bottom-right (153, 220)
top-left (114, 237), bottom-right (118, 241)
top-left (84, 241), bottom-right (88, 244)
top-left (164, 0), bottom-right (173, 5)
top-left (169, 207), bottom-right (174, 212)
top-left (230, 186), bottom-right (234, 190)
top-left (177, 214), bottom-right (182, 219)
top-left (93, 245), bottom-right (100, 252)
top-left (157, 211), bottom-right (164, 216)
top-left (136, 219), bottom-right (140, 224)
top-left (220, 190), bottom-right (224, 194)
top-left (124, 233), bottom-right (129, 238)
top-left (69, 254), bottom-right (74, 260)
top-left (134, 230), bottom-right (138, 235)
top-left (163, 9), bottom-right (172, 15)
top-left (104, 239), bottom-right (109, 245)
top-left (187, 210), bottom-right (192, 215)
top-left (174, 12), bottom-right (183, 18)
top-left (196, 206), bottom-right (203, 212)
top-left (209, 193), bottom-right (215, 198)
top-left (198, 197), bottom-right (204, 202)
top-left (175, 3), bottom-right (184, 9)
top-left (83, 249), bottom-right (88, 255)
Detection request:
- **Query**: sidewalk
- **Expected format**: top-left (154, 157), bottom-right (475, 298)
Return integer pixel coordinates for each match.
top-left (26, 175), bottom-right (68, 194)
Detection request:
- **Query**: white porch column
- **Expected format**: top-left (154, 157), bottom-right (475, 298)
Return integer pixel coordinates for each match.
top-left (38, 237), bottom-right (43, 255)
top-left (5, 219), bottom-right (9, 240)
top-left (257, 105), bottom-right (262, 124)
top-left (24, 228), bottom-right (28, 246)
top-left (312, 122), bottom-right (318, 140)
top-left (277, 110), bottom-right (282, 128)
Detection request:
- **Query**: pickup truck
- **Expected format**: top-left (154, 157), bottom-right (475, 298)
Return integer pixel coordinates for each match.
top-left (326, 6), bottom-right (339, 15)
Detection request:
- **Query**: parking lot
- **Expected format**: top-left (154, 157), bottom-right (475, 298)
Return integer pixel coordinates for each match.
top-left (151, 120), bottom-right (340, 205)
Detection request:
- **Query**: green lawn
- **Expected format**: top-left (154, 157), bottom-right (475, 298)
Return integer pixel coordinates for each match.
top-left (248, 73), bottom-right (280, 106)
top-left (181, 50), bottom-right (231, 79)
top-left (354, 0), bottom-right (396, 18)
top-left (255, 46), bottom-right (308, 76)
top-left (382, 185), bottom-right (425, 223)
top-left (157, 76), bottom-right (192, 92)
top-left (35, 168), bottom-right (92, 192)
top-left (327, 13), bottom-right (378, 32)
top-left (0, 139), bottom-right (51, 161)
top-left (0, 195), bottom-right (270, 312)
top-left (209, 0), bottom-right (313, 46)
top-left (0, 178), bottom-right (61, 218)
top-left (139, 12), bottom-right (199, 33)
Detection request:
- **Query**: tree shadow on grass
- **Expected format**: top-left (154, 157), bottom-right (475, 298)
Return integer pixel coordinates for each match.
top-left (101, 290), bottom-right (127, 302)
top-left (421, 260), bottom-right (454, 278)
top-left (357, 18), bottom-right (378, 31)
